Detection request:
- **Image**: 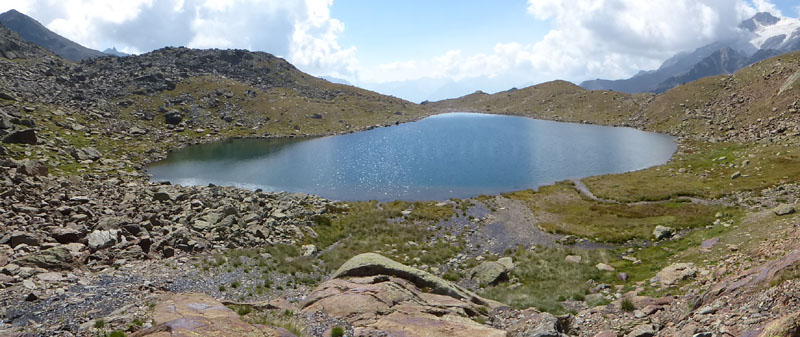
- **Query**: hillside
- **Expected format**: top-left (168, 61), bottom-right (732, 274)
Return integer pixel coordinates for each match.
top-left (0, 22), bottom-right (431, 171)
top-left (428, 80), bottom-right (652, 126)
top-left (0, 9), bottom-right (108, 61)
top-left (432, 52), bottom-right (800, 144)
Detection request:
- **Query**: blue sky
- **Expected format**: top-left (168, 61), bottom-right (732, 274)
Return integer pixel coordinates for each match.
top-left (1, 0), bottom-right (798, 101)
top-left (330, 1), bottom-right (549, 66)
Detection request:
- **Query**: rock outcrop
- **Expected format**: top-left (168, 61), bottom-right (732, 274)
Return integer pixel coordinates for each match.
top-left (133, 293), bottom-right (295, 337)
top-left (302, 253), bottom-right (506, 337)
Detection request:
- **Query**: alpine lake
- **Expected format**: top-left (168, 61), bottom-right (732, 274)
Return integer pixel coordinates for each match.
top-left (146, 113), bottom-right (677, 201)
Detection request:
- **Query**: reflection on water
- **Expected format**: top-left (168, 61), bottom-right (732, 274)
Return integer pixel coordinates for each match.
top-left (147, 113), bottom-right (677, 201)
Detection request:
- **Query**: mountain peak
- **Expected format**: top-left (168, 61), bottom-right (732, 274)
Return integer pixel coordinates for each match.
top-left (739, 12), bottom-right (781, 31)
top-left (0, 8), bottom-right (108, 61)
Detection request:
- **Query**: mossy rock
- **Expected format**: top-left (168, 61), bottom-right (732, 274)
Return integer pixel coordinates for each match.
top-left (333, 253), bottom-right (494, 306)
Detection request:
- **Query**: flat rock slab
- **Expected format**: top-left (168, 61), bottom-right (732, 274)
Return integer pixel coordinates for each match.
top-left (133, 293), bottom-right (294, 337)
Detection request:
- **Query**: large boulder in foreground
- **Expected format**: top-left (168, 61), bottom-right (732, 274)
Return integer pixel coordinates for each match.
top-left (303, 252), bottom-right (506, 337)
top-left (133, 293), bottom-right (295, 337)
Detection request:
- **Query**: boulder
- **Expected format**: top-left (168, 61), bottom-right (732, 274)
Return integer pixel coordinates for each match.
top-left (19, 159), bottom-right (48, 176)
top-left (164, 110), bottom-right (183, 125)
top-left (652, 225), bottom-right (673, 240)
top-left (627, 324), bottom-right (657, 337)
top-left (15, 247), bottom-right (74, 270)
top-left (331, 253), bottom-right (492, 304)
top-left (87, 229), bottom-right (119, 251)
top-left (300, 244), bottom-right (317, 257)
top-left (565, 255), bottom-right (582, 263)
top-left (596, 263), bottom-right (616, 272)
top-left (71, 147), bottom-right (102, 161)
top-left (657, 263), bottom-right (697, 288)
top-left (50, 226), bottom-right (84, 244)
top-left (2, 129), bottom-right (37, 144)
top-left (757, 311), bottom-right (800, 337)
top-left (153, 190), bottom-right (181, 202)
top-left (303, 253), bottom-right (505, 337)
top-left (773, 204), bottom-right (796, 216)
top-left (507, 309), bottom-right (568, 337)
top-left (470, 260), bottom-right (512, 285)
top-left (135, 293), bottom-right (295, 337)
top-left (9, 231), bottom-right (40, 247)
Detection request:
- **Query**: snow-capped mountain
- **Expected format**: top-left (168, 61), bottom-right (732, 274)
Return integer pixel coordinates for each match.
top-left (581, 12), bottom-right (800, 94)
top-left (742, 12), bottom-right (800, 51)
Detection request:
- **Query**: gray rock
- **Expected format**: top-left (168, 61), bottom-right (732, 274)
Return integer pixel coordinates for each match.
top-left (2, 129), bottom-right (37, 144)
top-left (332, 253), bottom-right (487, 304)
top-left (657, 262), bottom-right (697, 287)
top-left (10, 231), bottom-right (40, 247)
top-left (653, 225), bottom-right (673, 240)
top-left (20, 159), bottom-right (48, 176)
top-left (564, 255), bottom-right (582, 263)
top-left (50, 226), bottom-right (84, 244)
top-left (730, 171), bottom-right (742, 179)
top-left (596, 263), bottom-right (615, 272)
top-left (301, 244), bottom-right (317, 257)
top-left (153, 190), bottom-right (180, 202)
top-left (773, 204), bottom-right (796, 216)
top-left (627, 324), bottom-right (657, 337)
top-left (87, 229), bottom-right (119, 251)
top-left (15, 247), bottom-right (73, 270)
top-left (508, 311), bottom-right (566, 337)
top-left (470, 260), bottom-right (511, 285)
top-left (71, 147), bottom-right (101, 161)
top-left (164, 110), bottom-right (183, 125)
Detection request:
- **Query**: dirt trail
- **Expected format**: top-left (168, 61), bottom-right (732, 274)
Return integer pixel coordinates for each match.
top-left (571, 179), bottom-right (730, 206)
top-left (474, 196), bottom-right (606, 254)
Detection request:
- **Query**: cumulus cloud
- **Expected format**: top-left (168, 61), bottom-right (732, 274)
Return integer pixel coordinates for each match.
top-left (0, 0), bottom-right (356, 77)
top-left (362, 0), bottom-right (765, 85)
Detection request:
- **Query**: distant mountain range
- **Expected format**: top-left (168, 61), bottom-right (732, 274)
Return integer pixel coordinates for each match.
top-left (581, 12), bottom-right (800, 93)
top-left (0, 9), bottom-right (114, 61)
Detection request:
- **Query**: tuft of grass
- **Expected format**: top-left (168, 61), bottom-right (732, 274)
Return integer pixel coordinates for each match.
top-left (621, 298), bottom-right (635, 312)
top-left (331, 326), bottom-right (345, 337)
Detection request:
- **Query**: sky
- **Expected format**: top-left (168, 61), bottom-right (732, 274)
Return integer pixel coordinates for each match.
top-left (1, 0), bottom-right (799, 102)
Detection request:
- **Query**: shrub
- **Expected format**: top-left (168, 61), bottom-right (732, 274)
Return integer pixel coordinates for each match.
top-left (331, 326), bottom-right (345, 337)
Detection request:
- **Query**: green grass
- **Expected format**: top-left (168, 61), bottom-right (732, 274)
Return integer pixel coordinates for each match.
top-left (621, 298), bottom-right (635, 312)
top-left (478, 246), bottom-right (611, 314)
top-left (505, 182), bottom-right (734, 243)
top-left (585, 141), bottom-right (800, 203)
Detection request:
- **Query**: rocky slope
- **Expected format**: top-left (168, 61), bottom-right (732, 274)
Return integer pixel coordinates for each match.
top-left (3, 12), bottom-right (800, 337)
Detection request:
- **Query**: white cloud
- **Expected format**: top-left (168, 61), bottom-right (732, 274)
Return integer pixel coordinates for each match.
top-left (0, 0), bottom-right (356, 77)
top-left (751, 0), bottom-right (781, 16)
top-left (355, 0), bottom-right (773, 100)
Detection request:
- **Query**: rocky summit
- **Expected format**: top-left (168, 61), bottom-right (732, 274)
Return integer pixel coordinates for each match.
top-left (2, 8), bottom-right (800, 337)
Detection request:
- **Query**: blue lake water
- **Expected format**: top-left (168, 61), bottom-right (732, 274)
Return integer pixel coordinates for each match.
top-left (146, 113), bottom-right (676, 201)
